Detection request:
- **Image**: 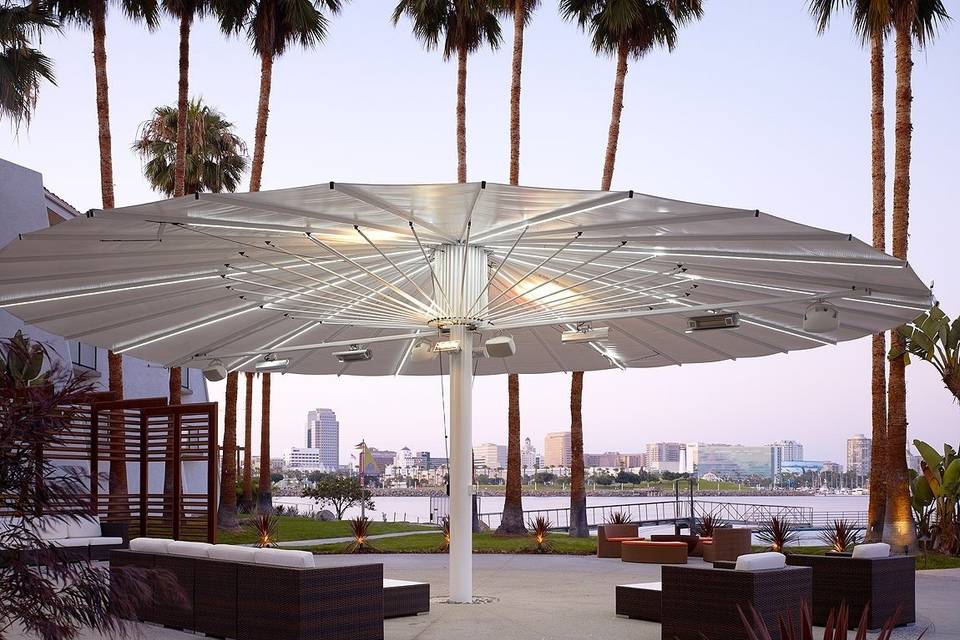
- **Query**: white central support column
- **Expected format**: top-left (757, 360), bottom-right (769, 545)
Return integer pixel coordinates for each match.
top-left (447, 324), bottom-right (474, 603)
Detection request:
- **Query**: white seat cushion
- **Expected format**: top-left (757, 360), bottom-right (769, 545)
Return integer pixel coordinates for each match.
top-left (617, 581), bottom-right (662, 591)
top-left (34, 516), bottom-right (73, 541)
top-left (735, 552), bottom-right (786, 571)
top-left (66, 515), bottom-right (102, 538)
top-left (51, 537), bottom-right (92, 548)
top-left (384, 579), bottom-right (428, 588)
top-left (167, 541), bottom-right (214, 557)
top-left (208, 544), bottom-right (257, 563)
top-left (253, 548), bottom-right (315, 568)
top-left (129, 537), bottom-right (173, 554)
top-left (852, 542), bottom-right (890, 559)
top-left (82, 537), bottom-right (123, 546)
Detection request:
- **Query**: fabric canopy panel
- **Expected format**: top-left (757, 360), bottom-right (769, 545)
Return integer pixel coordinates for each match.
top-left (0, 181), bottom-right (932, 376)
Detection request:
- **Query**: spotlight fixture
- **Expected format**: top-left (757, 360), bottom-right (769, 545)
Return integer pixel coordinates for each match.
top-left (561, 325), bottom-right (609, 344)
top-left (433, 340), bottom-right (462, 354)
top-left (484, 335), bottom-right (517, 358)
top-left (802, 301), bottom-right (840, 333)
top-left (254, 356), bottom-right (290, 372)
top-left (686, 312), bottom-right (740, 332)
top-left (409, 339), bottom-right (437, 363)
top-left (333, 345), bottom-right (373, 363)
top-left (202, 359), bottom-right (227, 382)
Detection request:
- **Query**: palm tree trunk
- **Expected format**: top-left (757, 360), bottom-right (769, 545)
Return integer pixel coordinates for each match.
top-left (218, 371), bottom-right (239, 528)
top-left (508, 2), bottom-right (524, 186)
top-left (456, 45), bottom-right (467, 184)
top-left (249, 52), bottom-right (274, 192)
top-left (601, 39), bottom-right (629, 191)
top-left (174, 12), bottom-right (190, 198)
top-left (257, 372), bottom-right (273, 513)
top-left (242, 371), bottom-right (254, 510)
top-left (569, 371), bottom-right (588, 537)
top-left (497, 373), bottom-right (526, 534)
top-left (163, 367), bottom-right (182, 519)
top-left (866, 30), bottom-right (887, 544)
top-left (883, 20), bottom-right (917, 554)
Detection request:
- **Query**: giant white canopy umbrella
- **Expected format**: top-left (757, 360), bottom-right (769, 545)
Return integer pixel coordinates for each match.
top-left (0, 182), bottom-right (932, 601)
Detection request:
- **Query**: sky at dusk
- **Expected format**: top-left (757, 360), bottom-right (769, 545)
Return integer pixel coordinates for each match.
top-left (2, 2), bottom-right (957, 465)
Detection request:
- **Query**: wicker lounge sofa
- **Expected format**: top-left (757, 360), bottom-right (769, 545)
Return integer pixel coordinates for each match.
top-left (649, 534), bottom-right (700, 555)
top-left (621, 540), bottom-right (688, 564)
top-left (705, 527), bottom-right (751, 563)
top-left (661, 552), bottom-right (812, 640)
top-left (383, 579), bottom-right (430, 618)
top-left (0, 514), bottom-right (128, 563)
top-left (616, 582), bottom-right (661, 622)
top-left (786, 543), bottom-right (915, 630)
top-left (111, 539), bottom-right (386, 640)
top-left (597, 524), bottom-right (643, 558)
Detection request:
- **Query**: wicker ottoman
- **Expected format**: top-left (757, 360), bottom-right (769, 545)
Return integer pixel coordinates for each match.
top-left (621, 540), bottom-right (688, 564)
top-left (383, 579), bottom-right (429, 618)
top-left (616, 582), bottom-right (661, 622)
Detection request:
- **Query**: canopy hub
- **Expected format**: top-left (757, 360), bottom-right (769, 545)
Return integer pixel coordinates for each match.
top-left (428, 243), bottom-right (489, 328)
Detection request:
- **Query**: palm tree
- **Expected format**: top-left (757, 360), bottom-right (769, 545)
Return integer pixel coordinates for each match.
top-left (257, 371), bottom-right (272, 513)
top-left (242, 371), bottom-right (255, 509)
top-left (497, 373), bottom-right (526, 533)
top-left (569, 371), bottom-right (588, 537)
top-left (559, 0), bottom-right (703, 190)
top-left (52, 0), bottom-right (157, 515)
top-left (884, 0), bottom-right (948, 553)
top-left (392, 0), bottom-right (501, 183)
top-left (0, 1), bottom-right (58, 130)
top-left (220, 0), bottom-right (342, 191)
top-left (808, 0), bottom-right (892, 543)
top-left (498, 0), bottom-right (538, 184)
top-left (218, 368), bottom-right (239, 527)
top-left (132, 98), bottom-right (249, 196)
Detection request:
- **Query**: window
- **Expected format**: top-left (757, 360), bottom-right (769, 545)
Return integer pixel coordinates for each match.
top-left (69, 341), bottom-right (97, 370)
top-left (180, 367), bottom-right (191, 390)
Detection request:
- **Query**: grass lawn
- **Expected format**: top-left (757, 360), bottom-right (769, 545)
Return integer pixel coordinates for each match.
top-left (295, 532), bottom-right (597, 555)
top-left (753, 545), bottom-right (960, 571)
top-left (217, 516), bottom-right (435, 545)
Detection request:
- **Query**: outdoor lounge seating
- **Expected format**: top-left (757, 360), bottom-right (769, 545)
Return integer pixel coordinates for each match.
top-left (615, 582), bottom-right (662, 622)
top-left (383, 579), bottom-right (430, 618)
top-left (597, 524), bottom-right (643, 558)
top-left (0, 514), bottom-right (128, 563)
top-left (650, 534), bottom-right (701, 555)
top-left (112, 539), bottom-right (386, 640)
top-left (621, 540), bottom-right (688, 564)
top-left (786, 543), bottom-right (915, 630)
top-left (660, 554), bottom-right (812, 640)
top-left (707, 527), bottom-right (752, 563)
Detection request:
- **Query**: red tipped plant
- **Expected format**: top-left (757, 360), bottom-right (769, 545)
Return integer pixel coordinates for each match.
top-left (528, 516), bottom-right (553, 553)
top-left (248, 513), bottom-right (279, 548)
top-left (698, 513), bottom-right (725, 537)
top-left (346, 516), bottom-right (376, 553)
top-left (605, 511), bottom-right (631, 524)
top-left (736, 601), bottom-right (921, 640)
top-left (819, 519), bottom-right (862, 553)
top-left (757, 516), bottom-right (799, 553)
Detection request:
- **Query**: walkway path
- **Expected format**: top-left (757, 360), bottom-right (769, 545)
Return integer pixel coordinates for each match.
top-left (276, 529), bottom-right (442, 548)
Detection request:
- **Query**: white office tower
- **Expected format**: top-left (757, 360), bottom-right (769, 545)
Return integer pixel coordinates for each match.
top-left (306, 408), bottom-right (340, 467)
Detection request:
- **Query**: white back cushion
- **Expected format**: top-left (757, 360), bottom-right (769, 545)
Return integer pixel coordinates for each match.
top-left (852, 542), bottom-right (890, 559)
top-left (209, 544), bottom-right (258, 563)
top-left (67, 515), bottom-right (102, 538)
top-left (167, 541), bottom-right (214, 557)
top-left (254, 548), bottom-right (315, 568)
top-left (35, 516), bottom-right (73, 541)
top-left (735, 552), bottom-right (786, 571)
top-left (129, 537), bottom-right (173, 554)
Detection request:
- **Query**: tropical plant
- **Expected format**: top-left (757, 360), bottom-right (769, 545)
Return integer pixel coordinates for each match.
top-left (247, 512), bottom-right (279, 547)
top-left (604, 511), bottom-right (630, 525)
top-left (346, 516), bottom-right (376, 553)
top-left (883, 0), bottom-right (949, 554)
top-left (528, 515), bottom-right (552, 553)
top-left (217, 366), bottom-right (239, 528)
top-left (439, 515), bottom-right (451, 552)
top-left (889, 306), bottom-right (960, 405)
top-left (303, 475), bottom-right (375, 520)
top-left (568, 370), bottom-right (588, 537)
top-left (241, 370), bottom-right (254, 510)
top-left (819, 519), bottom-right (863, 553)
top-left (559, 0), bottom-right (703, 191)
top-left (0, 333), bottom-right (181, 640)
top-left (757, 516), bottom-right (799, 553)
top-left (392, 0), bottom-right (501, 183)
top-left (0, 0), bottom-right (58, 131)
top-left (257, 371), bottom-right (272, 512)
top-left (496, 0), bottom-right (538, 184)
top-left (909, 439), bottom-right (959, 554)
top-left (698, 513), bottom-right (725, 537)
top-left (497, 373), bottom-right (526, 534)
top-left (808, 0), bottom-right (894, 545)
top-left (219, 0), bottom-right (342, 192)
top-left (132, 98), bottom-right (249, 196)
top-left (735, 601), bottom-right (918, 640)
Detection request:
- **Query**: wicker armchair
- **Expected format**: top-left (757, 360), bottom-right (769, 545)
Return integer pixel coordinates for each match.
top-left (710, 528), bottom-right (752, 563)
top-left (597, 524), bottom-right (643, 558)
top-left (785, 554), bottom-right (915, 630)
top-left (661, 564), bottom-right (812, 640)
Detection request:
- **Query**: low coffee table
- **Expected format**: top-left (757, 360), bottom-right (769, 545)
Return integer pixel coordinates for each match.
top-left (384, 579), bottom-right (430, 618)
top-left (615, 582), bottom-right (661, 622)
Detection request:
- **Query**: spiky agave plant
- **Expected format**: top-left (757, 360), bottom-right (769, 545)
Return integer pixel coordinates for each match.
top-left (757, 516), bottom-right (799, 553)
top-left (605, 511), bottom-right (630, 524)
top-left (698, 513), bottom-right (726, 537)
top-left (735, 601), bottom-right (921, 640)
top-left (346, 516), bottom-right (376, 553)
top-left (439, 516), bottom-right (451, 552)
top-left (819, 519), bottom-right (862, 553)
top-left (528, 516), bottom-right (553, 553)
top-left (248, 513), bottom-right (279, 548)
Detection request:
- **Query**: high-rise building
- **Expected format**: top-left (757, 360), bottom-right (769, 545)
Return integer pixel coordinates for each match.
top-left (646, 442), bottom-right (682, 473)
top-left (846, 434), bottom-right (872, 475)
top-left (544, 432), bottom-right (572, 467)
top-left (770, 440), bottom-right (804, 463)
top-left (520, 437), bottom-right (541, 469)
top-left (689, 443), bottom-right (779, 480)
top-left (473, 443), bottom-right (507, 469)
top-left (305, 408), bottom-right (339, 467)
top-left (584, 452), bottom-right (623, 467)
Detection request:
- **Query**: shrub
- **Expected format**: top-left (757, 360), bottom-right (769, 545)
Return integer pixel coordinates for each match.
top-left (819, 519), bottom-right (862, 553)
top-left (248, 513), bottom-right (279, 547)
top-left (439, 516), bottom-right (450, 552)
top-left (346, 516), bottom-right (376, 553)
top-left (757, 516), bottom-right (799, 552)
top-left (528, 516), bottom-right (553, 553)
top-left (605, 511), bottom-right (631, 524)
top-left (698, 513), bottom-right (726, 537)
top-left (736, 601), bottom-right (920, 640)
